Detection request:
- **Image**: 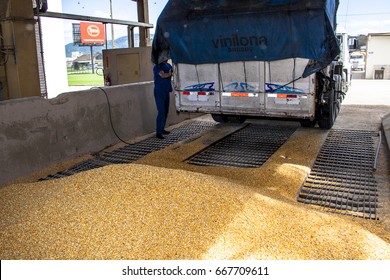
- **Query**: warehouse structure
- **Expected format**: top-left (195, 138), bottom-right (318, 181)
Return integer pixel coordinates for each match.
top-left (365, 33), bottom-right (390, 80)
top-left (0, 0), bottom-right (390, 263)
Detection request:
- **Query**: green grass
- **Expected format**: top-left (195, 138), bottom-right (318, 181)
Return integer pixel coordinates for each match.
top-left (67, 73), bottom-right (104, 86)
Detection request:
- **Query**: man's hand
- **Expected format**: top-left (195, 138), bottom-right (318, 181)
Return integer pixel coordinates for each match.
top-left (159, 70), bottom-right (172, 78)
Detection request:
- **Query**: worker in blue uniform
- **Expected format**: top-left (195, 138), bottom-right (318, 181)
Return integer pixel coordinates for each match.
top-left (153, 58), bottom-right (173, 139)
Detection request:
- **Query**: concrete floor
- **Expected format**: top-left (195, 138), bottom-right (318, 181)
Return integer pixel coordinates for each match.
top-left (343, 79), bottom-right (390, 106)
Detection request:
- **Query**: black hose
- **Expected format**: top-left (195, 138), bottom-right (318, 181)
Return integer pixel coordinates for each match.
top-left (92, 86), bottom-right (133, 145)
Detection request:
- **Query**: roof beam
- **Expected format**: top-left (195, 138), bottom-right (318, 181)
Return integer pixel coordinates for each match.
top-left (37, 11), bottom-right (153, 28)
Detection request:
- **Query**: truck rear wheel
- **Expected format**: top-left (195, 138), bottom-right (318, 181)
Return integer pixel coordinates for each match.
top-left (228, 115), bottom-right (246, 123)
top-left (300, 119), bottom-right (316, 127)
top-left (211, 114), bottom-right (228, 123)
top-left (211, 114), bottom-right (246, 123)
top-left (318, 88), bottom-right (337, 129)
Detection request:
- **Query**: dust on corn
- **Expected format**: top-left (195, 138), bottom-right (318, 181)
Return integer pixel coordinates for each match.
top-left (1, 162), bottom-right (389, 260)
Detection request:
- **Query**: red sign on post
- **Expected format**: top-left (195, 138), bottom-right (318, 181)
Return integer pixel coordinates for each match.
top-left (80, 22), bottom-right (105, 45)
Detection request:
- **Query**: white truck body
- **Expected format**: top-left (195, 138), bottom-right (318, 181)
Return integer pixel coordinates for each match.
top-left (174, 58), bottom-right (317, 120)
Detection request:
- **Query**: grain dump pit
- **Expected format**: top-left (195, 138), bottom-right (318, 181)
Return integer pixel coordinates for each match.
top-left (186, 124), bottom-right (298, 168)
top-left (39, 121), bottom-right (216, 181)
top-left (2, 118), bottom-right (390, 260)
top-left (298, 129), bottom-right (390, 220)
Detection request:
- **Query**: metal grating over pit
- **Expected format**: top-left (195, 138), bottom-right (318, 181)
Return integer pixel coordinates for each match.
top-left (39, 121), bottom-right (216, 181)
top-left (298, 129), bottom-right (384, 220)
top-left (187, 124), bottom-right (298, 168)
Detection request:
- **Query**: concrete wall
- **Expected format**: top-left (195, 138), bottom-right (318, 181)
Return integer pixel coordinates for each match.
top-left (0, 82), bottom-right (197, 186)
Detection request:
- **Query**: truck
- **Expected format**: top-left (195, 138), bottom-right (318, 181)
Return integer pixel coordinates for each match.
top-left (350, 51), bottom-right (366, 71)
top-left (152, 0), bottom-right (351, 129)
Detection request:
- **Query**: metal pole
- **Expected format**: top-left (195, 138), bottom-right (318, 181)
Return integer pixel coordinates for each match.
top-left (90, 45), bottom-right (95, 74)
top-left (104, 23), bottom-right (108, 49)
top-left (110, 0), bottom-right (115, 48)
top-left (137, 0), bottom-right (150, 47)
top-left (127, 26), bottom-right (134, 48)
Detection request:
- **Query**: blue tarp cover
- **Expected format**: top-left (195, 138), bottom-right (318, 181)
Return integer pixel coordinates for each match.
top-left (152, 0), bottom-right (340, 77)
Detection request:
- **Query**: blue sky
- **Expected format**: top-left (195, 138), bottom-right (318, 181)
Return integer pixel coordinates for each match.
top-left (337, 0), bottom-right (390, 34)
top-left (59, 0), bottom-right (390, 43)
top-left (61, 0), bottom-right (168, 25)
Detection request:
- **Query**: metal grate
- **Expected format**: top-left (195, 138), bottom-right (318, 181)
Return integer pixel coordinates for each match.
top-left (298, 129), bottom-right (382, 219)
top-left (187, 124), bottom-right (298, 168)
top-left (39, 121), bottom-right (216, 181)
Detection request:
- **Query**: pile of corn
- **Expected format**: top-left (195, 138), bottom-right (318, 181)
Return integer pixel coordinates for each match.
top-left (1, 163), bottom-right (389, 260)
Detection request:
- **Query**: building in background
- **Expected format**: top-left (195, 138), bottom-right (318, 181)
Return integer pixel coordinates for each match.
top-left (365, 33), bottom-right (390, 80)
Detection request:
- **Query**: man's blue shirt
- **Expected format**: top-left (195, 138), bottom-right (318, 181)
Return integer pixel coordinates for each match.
top-left (153, 63), bottom-right (173, 92)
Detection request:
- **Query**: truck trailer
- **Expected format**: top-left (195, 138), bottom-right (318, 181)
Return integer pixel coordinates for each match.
top-left (152, 0), bottom-right (350, 129)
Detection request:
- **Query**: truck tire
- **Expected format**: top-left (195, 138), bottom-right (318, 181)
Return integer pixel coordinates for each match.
top-left (211, 114), bottom-right (246, 123)
top-left (300, 119), bottom-right (316, 127)
top-left (227, 115), bottom-right (246, 123)
top-left (211, 114), bottom-right (228, 123)
top-left (318, 88), bottom-right (337, 129)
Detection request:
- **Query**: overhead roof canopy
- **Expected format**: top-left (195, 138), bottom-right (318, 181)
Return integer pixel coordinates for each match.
top-left (38, 11), bottom-right (153, 28)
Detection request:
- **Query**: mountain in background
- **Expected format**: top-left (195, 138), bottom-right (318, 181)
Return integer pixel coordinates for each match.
top-left (65, 34), bottom-right (143, 57)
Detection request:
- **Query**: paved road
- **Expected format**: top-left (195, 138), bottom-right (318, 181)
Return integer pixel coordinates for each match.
top-left (343, 79), bottom-right (390, 106)
top-left (338, 79), bottom-right (390, 151)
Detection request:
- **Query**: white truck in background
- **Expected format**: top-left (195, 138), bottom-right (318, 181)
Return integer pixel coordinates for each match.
top-left (350, 51), bottom-right (366, 71)
top-left (336, 31), bottom-right (352, 93)
top-left (153, 0), bottom-right (351, 129)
